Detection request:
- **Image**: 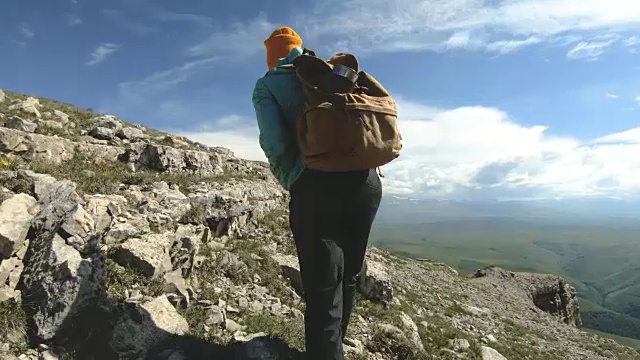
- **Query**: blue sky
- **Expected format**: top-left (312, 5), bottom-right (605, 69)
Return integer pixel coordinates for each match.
top-left (2, 0), bottom-right (640, 199)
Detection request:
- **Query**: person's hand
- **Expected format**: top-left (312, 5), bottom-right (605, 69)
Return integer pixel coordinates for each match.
top-left (376, 167), bottom-right (385, 178)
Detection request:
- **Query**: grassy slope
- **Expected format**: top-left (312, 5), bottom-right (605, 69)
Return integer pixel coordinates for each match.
top-left (586, 329), bottom-right (640, 350)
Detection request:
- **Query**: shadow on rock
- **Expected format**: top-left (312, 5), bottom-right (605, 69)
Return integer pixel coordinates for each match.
top-left (146, 334), bottom-right (303, 360)
top-left (14, 177), bottom-right (303, 360)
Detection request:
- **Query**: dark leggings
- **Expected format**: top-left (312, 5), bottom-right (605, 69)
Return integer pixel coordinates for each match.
top-left (289, 168), bottom-right (382, 360)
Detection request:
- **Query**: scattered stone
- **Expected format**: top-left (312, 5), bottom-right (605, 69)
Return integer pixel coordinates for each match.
top-left (233, 332), bottom-right (268, 343)
top-left (93, 115), bottom-right (122, 131)
top-left (343, 337), bottom-right (364, 356)
top-left (9, 97), bottom-right (41, 118)
top-left (217, 250), bottom-right (247, 278)
top-left (225, 318), bottom-right (244, 333)
top-left (484, 334), bottom-right (498, 344)
top-left (5, 116), bottom-right (38, 133)
top-left (104, 216), bottom-right (150, 244)
top-left (0, 257), bottom-right (24, 288)
top-left (20, 230), bottom-right (102, 341)
top-left (52, 110), bottom-right (70, 123)
top-left (89, 127), bottom-right (116, 140)
top-left (0, 128), bottom-right (75, 164)
top-left (369, 324), bottom-right (417, 358)
top-left (0, 193), bottom-right (39, 258)
top-left (59, 204), bottom-right (95, 241)
top-left (163, 269), bottom-right (190, 307)
top-left (399, 312), bottom-right (424, 352)
top-left (125, 143), bottom-right (224, 175)
top-left (110, 295), bottom-right (189, 359)
top-left (205, 306), bottom-right (225, 327)
top-left (480, 346), bottom-right (507, 360)
top-left (237, 297), bottom-right (249, 310)
top-left (461, 303), bottom-right (491, 317)
top-left (250, 300), bottom-right (265, 314)
top-left (0, 257), bottom-right (24, 302)
top-left (273, 254), bottom-right (303, 297)
top-left (39, 120), bottom-right (64, 130)
top-left (358, 259), bottom-right (393, 305)
top-left (39, 350), bottom-right (59, 360)
top-left (16, 170), bottom-right (57, 200)
top-left (113, 234), bottom-right (173, 279)
top-left (117, 127), bottom-right (146, 141)
top-left (451, 338), bottom-right (470, 352)
top-left (0, 90), bottom-right (5, 103)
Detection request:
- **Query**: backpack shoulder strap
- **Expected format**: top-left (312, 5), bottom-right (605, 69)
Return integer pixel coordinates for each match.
top-left (302, 48), bottom-right (316, 57)
top-left (263, 47), bottom-right (316, 76)
top-left (263, 64), bottom-right (295, 77)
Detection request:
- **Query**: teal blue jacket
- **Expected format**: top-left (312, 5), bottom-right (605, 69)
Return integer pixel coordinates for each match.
top-left (252, 47), bottom-right (306, 190)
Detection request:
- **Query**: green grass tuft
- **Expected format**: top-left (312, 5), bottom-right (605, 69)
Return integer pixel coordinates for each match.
top-left (104, 258), bottom-right (165, 302)
top-left (0, 300), bottom-right (28, 355)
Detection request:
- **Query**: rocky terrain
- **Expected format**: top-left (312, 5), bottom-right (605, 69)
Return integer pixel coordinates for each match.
top-left (0, 89), bottom-right (638, 360)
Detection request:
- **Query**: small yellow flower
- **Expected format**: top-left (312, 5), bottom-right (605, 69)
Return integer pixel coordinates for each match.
top-left (0, 159), bottom-right (9, 167)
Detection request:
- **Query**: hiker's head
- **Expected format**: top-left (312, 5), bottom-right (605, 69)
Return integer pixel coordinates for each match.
top-left (264, 26), bottom-right (303, 69)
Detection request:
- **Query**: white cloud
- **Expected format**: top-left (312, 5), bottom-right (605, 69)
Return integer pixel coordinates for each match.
top-left (624, 36), bottom-right (640, 53)
top-left (379, 99), bottom-right (640, 199)
top-left (187, 12), bottom-right (275, 57)
top-left (594, 128), bottom-right (640, 144)
top-left (117, 57), bottom-right (218, 100)
top-left (100, 8), bottom-right (157, 36)
top-left (566, 38), bottom-right (618, 60)
top-left (178, 99), bottom-right (640, 200)
top-left (636, 95), bottom-right (640, 106)
top-left (624, 36), bottom-right (640, 47)
top-left (445, 31), bottom-right (471, 50)
top-left (605, 93), bottom-right (619, 98)
top-left (485, 36), bottom-right (543, 54)
top-left (20, 25), bottom-right (35, 39)
top-left (299, 0), bottom-right (640, 55)
top-left (66, 14), bottom-right (83, 26)
top-left (87, 43), bottom-right (120, 66)
top-left (187, 0), bottom-right (640, 58)
top-left (180, 130), bottom-right (265, 162)
top-left (151, 10), bottom-right (212, 28)
top-left (174, 117), bottom-right (265, 161)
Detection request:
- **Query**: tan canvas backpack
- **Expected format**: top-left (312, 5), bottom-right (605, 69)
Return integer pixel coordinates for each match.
top-left (280, 49), bottom-right (402, 172)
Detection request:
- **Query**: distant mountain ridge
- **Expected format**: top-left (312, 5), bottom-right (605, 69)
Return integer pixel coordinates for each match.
top-left (378, 195), bottom-right (640, 224)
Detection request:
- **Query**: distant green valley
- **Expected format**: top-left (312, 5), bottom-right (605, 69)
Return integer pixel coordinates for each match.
top-left (371, 197), bottom-right (640, 347)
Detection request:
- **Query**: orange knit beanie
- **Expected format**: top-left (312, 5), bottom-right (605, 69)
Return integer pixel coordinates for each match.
top-left (264, 26), bottom-right (303, 69)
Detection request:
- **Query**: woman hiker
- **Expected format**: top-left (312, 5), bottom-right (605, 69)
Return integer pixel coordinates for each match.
top-left (251, 26), bottom-right (383, 360)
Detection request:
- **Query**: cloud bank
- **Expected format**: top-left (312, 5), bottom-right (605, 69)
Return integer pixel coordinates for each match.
top-left (184, 0), bottom-right (640, 58)
top-left (190, 99), bottom-right (640, 200)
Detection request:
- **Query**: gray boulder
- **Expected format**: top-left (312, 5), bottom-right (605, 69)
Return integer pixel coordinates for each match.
top-left (358, 259), bottom-right (393, 305)
top-left (5, 116), bottom-right (37, 133)
top-left (19, 179), bottom-right (102, 341)
top-left (110, 295), bottom-right (189, 359)
top-left (0, 193), bottom-right (39, 258)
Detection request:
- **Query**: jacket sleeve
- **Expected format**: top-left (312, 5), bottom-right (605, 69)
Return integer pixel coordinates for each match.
top-left (252, 78), bottom-right (293, 188)
top-left (252, 78), bottom-right (286, 160)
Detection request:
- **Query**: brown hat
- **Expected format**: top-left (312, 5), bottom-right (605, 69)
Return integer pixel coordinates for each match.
top-left (264, 26), bottom-right (303, 69)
